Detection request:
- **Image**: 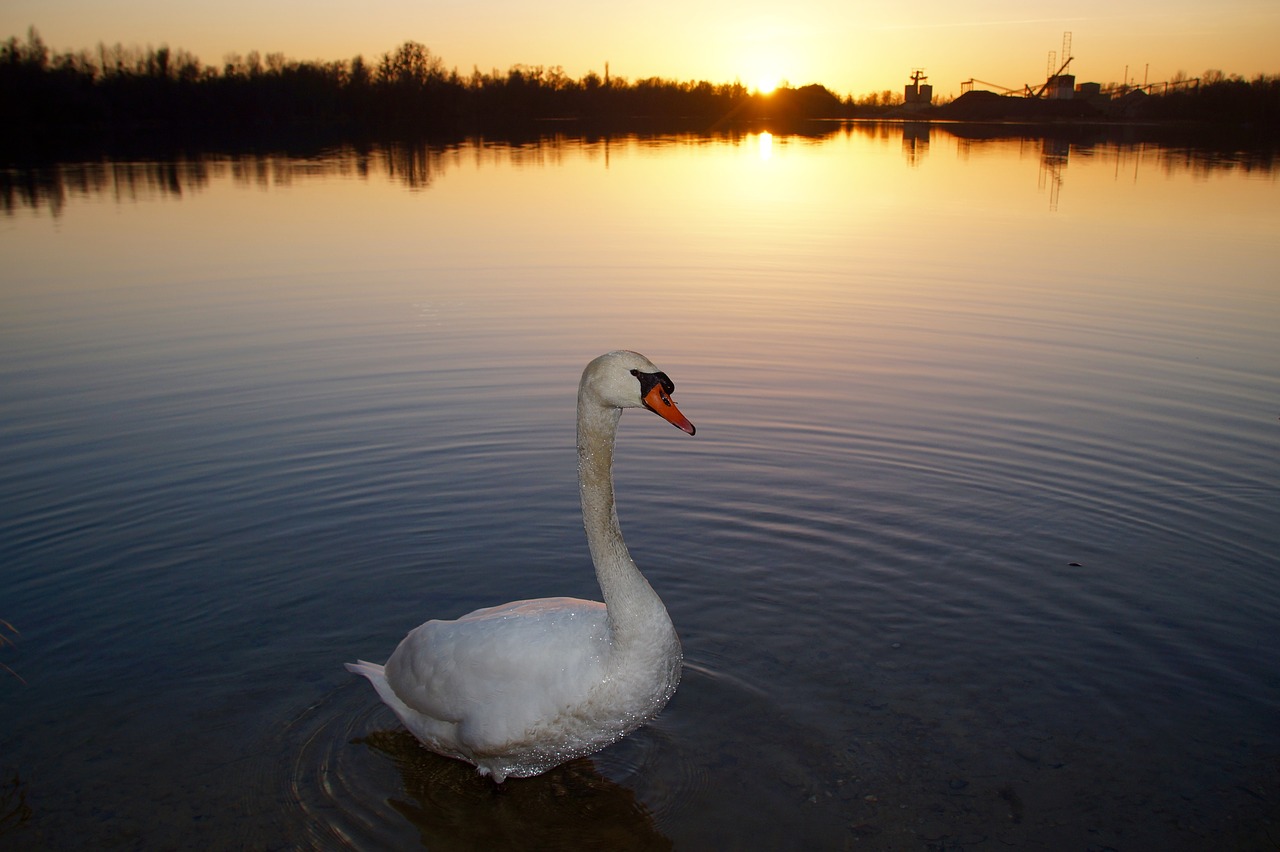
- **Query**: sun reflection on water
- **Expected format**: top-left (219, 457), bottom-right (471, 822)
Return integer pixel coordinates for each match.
top-left (756, 131), bottom-right (774, 161)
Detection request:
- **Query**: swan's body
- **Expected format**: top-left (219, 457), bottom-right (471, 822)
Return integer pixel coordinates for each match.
top-left (346, 351), bottom-right (695, 782)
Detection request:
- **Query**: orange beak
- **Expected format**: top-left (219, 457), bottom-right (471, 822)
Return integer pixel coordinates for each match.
top-left (642, 383), bottom-right (696, 435)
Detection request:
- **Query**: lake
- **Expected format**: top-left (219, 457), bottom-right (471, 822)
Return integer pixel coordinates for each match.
top-left (1, 122), bottom-right (1278, 849)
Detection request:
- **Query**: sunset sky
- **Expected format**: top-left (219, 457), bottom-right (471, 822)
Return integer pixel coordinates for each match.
top-left (4, 0), bottom-right (1277, 98)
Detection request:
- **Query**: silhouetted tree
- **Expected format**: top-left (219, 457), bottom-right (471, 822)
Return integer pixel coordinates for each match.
top-left (378, 41), bottom-right (443, 88)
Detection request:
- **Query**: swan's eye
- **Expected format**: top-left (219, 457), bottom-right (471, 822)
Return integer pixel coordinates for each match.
top-left (631, 369), bottom-right (677, 405)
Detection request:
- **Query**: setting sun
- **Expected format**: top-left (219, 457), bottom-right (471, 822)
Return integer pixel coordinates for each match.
top-left (752, 72), bottom-right (782, 95)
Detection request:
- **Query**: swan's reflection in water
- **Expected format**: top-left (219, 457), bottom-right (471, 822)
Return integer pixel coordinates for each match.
top-left (287, 665), bottom-right (847, 847)
top-left (355, 729), bottom-right (672, 850)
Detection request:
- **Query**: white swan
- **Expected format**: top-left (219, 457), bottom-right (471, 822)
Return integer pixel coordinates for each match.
top-left (346, 350), bottom-right (696, 782)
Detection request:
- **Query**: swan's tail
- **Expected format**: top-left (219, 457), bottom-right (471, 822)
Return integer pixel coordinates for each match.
top-left (344, 659), bottom-right (425, 744)
top-left (345, 660), bottom-right (385, 679)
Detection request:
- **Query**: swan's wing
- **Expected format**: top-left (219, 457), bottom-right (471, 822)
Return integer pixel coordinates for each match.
top-left (383, 597), bottom-right (612, 746)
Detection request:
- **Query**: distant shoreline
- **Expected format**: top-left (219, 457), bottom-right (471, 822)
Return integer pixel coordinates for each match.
top-left (4, 30), bottom-right (1277, 161)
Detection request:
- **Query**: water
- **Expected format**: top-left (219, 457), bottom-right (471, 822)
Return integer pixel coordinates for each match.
top-left (2, 123), bottom-right (1278, 849)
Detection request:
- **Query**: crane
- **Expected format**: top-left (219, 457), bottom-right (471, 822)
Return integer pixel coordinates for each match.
top-left (1032, 54), bottom-right (1074, 98)
top-left (1031, 32), bottom-right (1073, 98)
top-left (960, 78), bottom-right (1030, 97)
top-left (961, 32), bottom-right (1075, 99)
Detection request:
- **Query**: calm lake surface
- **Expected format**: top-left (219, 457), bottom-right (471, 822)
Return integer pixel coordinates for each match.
top-left (2, 122), bottom-right (1278, 849)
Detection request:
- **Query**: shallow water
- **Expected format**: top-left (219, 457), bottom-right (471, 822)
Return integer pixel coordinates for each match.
top-left (2, 123), bottom-right (1278, 849)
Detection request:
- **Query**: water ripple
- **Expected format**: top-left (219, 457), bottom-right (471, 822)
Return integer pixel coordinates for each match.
top-left (277, 662), bottom-right (850, 849)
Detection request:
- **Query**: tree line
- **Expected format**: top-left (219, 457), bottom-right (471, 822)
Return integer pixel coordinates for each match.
top-left (4, 27), bottom-right (1277, 145)
top-left (1128, 70), bottom-right (1280, 127)
top-left (2, 28), bottom-right (849, 141)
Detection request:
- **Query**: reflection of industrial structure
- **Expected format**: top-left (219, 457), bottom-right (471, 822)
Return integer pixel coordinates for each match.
top-left (1039, 137), bottom-right (1069, 212)
top-left (902, 121), bottom-right (929, 166)
top-left (904, 69), bottom-right (933, 106)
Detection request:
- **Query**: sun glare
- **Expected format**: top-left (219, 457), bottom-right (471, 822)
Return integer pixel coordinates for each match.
top-left (754, 74), bottom-right (781, 95)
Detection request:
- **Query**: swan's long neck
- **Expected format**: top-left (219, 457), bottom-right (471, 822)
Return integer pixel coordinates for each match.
top-left (577, 396), bottom-right (667, 639)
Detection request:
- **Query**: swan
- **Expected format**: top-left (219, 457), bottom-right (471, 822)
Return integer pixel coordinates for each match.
top-left (346, 350), bottom-right (696, 782)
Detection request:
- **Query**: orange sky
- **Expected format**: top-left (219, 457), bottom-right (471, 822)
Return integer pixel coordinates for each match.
top-left (4, 0), bottom-right (1277, 97)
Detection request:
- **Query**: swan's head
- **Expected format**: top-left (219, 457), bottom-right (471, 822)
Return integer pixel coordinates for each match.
top-left (581, 351), bottom-right (696, 436)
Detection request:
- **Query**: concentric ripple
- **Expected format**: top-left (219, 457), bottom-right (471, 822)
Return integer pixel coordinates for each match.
top-left (277, 663), bottom-right (851, 849)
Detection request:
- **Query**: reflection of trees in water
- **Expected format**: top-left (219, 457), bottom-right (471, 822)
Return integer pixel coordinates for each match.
top-left (0, 143), bottom-right (473, 213)
top-left (356, 729), bottom-right (672, 851)
top-left (2, 128), bottom-right (1273, 216)
top-left (381, 142), bottom-right (458, 190)
top-left (2, 159), bottom-right (215, 216)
